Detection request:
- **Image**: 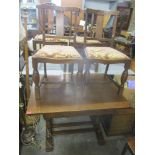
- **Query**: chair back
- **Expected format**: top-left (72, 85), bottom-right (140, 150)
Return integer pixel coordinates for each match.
top-left (84, 8), bottom-right (119, 45)
top-left (37, 3), bottom-right (80, 45)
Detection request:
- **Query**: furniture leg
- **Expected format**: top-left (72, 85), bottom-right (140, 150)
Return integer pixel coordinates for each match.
top-left (44, 63), bottom-right (47, 79)
top-left (77, 62), bottom-right (84, 86)
top-left (90, 116), bottom-right (105, 145)
top-left (64, 64), bottom-right (67, 73)
top-left (84, 60), bottom-right (91, 83)
top-left (32, 59), bottom-right (40, 99)
top-left (103, 64), bottom-right (109, 80)
top-left (118, 62), bottom-right (130, 96)
top-left (77, 61), bottom-right (84, 75)
top-left (69, 64), bottom-right (74, 75)
top-left (44, 116), bottom-right (54, 152)
top-left (95, 63), bottom-right (99, 73)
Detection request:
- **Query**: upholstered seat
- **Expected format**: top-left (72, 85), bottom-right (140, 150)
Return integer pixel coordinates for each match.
top-left (34, 34), bottom-right (69, 43)
top-left (33, 45), bottom-right (81, 60)
top-left (34, 35), bottom-right (102, 45)
top-left (74, 36), bottom-right (102, 45)
top-left (85, 47), bottom-right (129, 61)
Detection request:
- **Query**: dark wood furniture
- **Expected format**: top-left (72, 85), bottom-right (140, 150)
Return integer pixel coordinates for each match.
top-left (114, 35), bottom-right (135, 58)
top-left (116, 6), bottom-right (133, 34)
top-left (27, 74), bottom-right (132, 152)
top-left (121, 137), bottom-right (135, 155)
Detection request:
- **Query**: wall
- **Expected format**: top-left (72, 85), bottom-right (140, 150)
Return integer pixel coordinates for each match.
top-left (84, 0), bottom-right (110, 11)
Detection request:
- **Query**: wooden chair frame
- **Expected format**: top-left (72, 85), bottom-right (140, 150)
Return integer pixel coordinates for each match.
top-left (33, 3), bottom-right (80, 50)
top-left (34, 3), bottom-right (81, 78)
top-left (84, 8), bottom-right (119, 46)
top-left (83, 8), bottom-right (119, 73)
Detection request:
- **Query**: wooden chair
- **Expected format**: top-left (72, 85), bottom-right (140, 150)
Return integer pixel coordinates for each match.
top-left (83, 9), bottom-right (119, 73)
top-left (121, 137), bottom-right (135, 155)
top-left (32, 3), bottom-right (83, 99)
top-left (33, 3), bottom-right (80, 50)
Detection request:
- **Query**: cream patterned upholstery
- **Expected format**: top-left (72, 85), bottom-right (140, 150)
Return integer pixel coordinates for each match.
top-left (34, 35), bottom-right (101, 45)
top-left (33, 45), bottom-right (81, 60)
top-left (34, 34), bottom-right (69, 43)
top-left (85, 47), bottom-right (129, 60)
top-left (76, 36), bottom-right (101, 44)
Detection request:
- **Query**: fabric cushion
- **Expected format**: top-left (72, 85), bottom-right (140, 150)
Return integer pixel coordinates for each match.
top-left (85, 47), bottom-right (129, 60)
top-left (34, 34), bottom-right (69, 43)
top-left (74, 36), bottom-right (102, 44)
top-left (33, 45), bottom-right (81, 60)
top-left (34, 35), bottom-right (101, 45)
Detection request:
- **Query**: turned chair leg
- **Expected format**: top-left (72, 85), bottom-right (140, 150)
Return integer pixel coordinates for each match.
top-left (118, 62), bottom-right (130, 96)
top-left (103, 64), bottom-right (109, 80)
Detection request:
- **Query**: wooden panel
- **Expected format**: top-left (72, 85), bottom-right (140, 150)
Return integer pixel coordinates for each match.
top-left (56, 11), bottom-right (64, 36)
top-left (96, 15), bottom-right (104, 38)
top-left (47, 10), bottom-right (54, 31)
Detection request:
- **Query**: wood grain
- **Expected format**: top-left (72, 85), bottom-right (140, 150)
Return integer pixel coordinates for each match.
top-left (27, 74), bottom-right (131, 117)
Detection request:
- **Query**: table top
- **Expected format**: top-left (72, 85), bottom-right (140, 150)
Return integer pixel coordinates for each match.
top-left (27, 74), bottom-right (131, 117)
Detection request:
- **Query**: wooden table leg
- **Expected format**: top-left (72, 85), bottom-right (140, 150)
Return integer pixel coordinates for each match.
top-left (90, 116), bottom-right (105, 145)
top-left (44, 116), bottom-right (54, 152)
top-left (118, 61), bottom-right (130, 96)
top-left (32, 59), bottom-right (40, 99)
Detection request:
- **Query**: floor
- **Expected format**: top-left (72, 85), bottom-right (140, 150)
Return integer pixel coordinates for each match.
top-left (21, 116), bottom-right (132, 155)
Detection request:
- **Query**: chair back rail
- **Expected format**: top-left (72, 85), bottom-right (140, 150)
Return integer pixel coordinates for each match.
top-left (84, 8), bottom-right (119, 45)
top-left (37, 3), bottom-right (80, 46)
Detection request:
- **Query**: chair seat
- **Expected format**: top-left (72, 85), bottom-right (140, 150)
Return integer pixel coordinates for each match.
top-left (75, 36), bottom-right (102, 44)
top-left (34, 34), bottom-right (69, 43)
top-left (34, 35), bottom-right (102, 45)
top-left (85, 46), bottom-right (130, 61)
top-left (33, 45), bottom-right (82, 60)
